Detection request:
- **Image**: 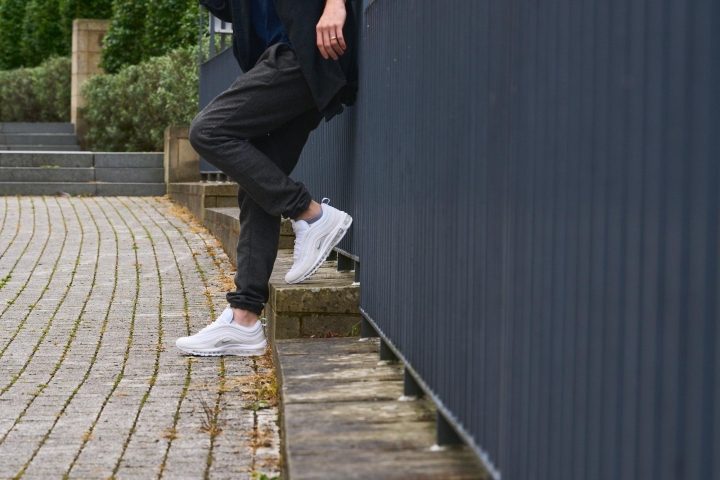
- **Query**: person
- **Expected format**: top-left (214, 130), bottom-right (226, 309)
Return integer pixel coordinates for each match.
top-left (175, 0), bottom-right (357, 356)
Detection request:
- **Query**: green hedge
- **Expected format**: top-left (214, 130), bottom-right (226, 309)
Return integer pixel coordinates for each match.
top-left (83, 46), bottom-right (198, 152)
top-left (0, 56), bottom-right (71, 121)
top-left (0, 0), bottom-right (28, 69)
top-left (100, 0), bottom-right (148, 73)
top-left (0, 0), bottom-right (112, 69)
top-left (143, 0), bottom-right (199, 59)
top-left (102, 0), bottom-right (200, 74)
top-left (21, 0), bottom-right (64, 67)
top-left (1, 0), bottom-right (199, 71)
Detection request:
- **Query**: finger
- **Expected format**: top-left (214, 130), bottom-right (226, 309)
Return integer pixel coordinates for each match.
top-left (322, 29), bottom-right (338, 60)
top-left (316, 28), bottom-right (328, 59)
top-left (335, 26), bottom-right (347, 52)
top-left (329, 29), bottom-right (345, 57)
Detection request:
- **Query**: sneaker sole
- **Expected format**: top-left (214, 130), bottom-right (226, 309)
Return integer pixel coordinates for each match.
top-left (287, 213), bottom-right (352, 284)
top-left (176, 341), bottom-right (267, 357)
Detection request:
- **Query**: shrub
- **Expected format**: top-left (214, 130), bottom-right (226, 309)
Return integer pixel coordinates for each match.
top-left (101, 0), bottom-right (149, 73)
top-left (103, 0), bottom-right (200, 73)
top-left (0, 56), bottom-right (71, 121)
top-left (21, 0), bottom-right (65, 67)
top-left (0, 0), bottom-right (28, 69)
top-left (82, 46), bottom-right (198, 152)
top-left (143, 0), bottom-right (199, 59)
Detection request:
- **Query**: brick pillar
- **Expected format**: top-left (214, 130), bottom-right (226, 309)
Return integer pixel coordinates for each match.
top-left (71, 19), bottom-right (110, 149)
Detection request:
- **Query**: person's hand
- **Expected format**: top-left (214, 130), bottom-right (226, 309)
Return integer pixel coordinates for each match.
top-left (316, 0), bottom-right (347, 60)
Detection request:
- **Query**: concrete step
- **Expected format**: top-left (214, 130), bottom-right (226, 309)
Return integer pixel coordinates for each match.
top-left (0, 145), bottom-right (82, 151)
top-left (0, 166), bottom-right (94, 182)
top-left (0, 152), bottom-right (94, 168)
top-left (0, 182), bottom-right (166, 196)
top-left (0, 133), bottom-right (78, 146)
top-left (0, 122), bottom-right (75, 134)
top-left (275, 338), bottom-right (490, 480)
top-left (0, 182), bottom-right (96, 196)
top-left (167, 181), bottom-right (239, 223)
top-left (94, 152), bottom-right (163, 168)
top-left (95, 182), bottom-right (166, 196)
top-left (267, 250), bottom-right (360, 341)
top-left (95, 167), bottom-right (164, 183)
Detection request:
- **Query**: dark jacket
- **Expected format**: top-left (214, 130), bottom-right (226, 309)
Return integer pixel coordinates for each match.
top-left (200, 0), bottom-right (357, 120)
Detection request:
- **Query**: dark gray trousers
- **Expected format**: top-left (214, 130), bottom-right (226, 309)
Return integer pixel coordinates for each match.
top-left (189, 43), bottom-right (322, 314)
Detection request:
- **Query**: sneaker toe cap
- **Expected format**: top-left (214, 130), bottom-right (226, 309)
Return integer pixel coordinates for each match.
top-left (175, 336), bottom-right (192, 350)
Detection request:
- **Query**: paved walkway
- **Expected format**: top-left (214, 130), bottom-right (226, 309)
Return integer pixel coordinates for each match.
top-left (0, 196), bottom-right (279, 479)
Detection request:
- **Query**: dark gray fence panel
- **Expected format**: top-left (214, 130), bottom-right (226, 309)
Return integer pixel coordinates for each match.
top-left (200, 0), bottom-right (719, 477)
top-left (291, 109), bottom-right (357, 253)
top-left (291, 0), bottom-right (720, 478)
top-left (198, 46), bottom-right (242, 173)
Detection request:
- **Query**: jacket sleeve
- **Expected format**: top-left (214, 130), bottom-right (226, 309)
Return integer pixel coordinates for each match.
top-left (199, 0), bottom-right (233, 23)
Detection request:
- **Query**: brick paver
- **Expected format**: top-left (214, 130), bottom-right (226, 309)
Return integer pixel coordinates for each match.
top-left (0, 196), bottom-right (279, 480)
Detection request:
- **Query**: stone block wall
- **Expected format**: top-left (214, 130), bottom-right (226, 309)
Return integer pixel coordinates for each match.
top-left (71, 19), bottom-right (110, 148)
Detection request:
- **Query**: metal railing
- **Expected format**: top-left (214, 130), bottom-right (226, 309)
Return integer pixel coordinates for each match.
top-left (197, 12), bottom-right (239, 174)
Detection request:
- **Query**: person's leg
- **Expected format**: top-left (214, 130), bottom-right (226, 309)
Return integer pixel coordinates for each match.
top-left (189, 43), bottom-right (318, 220)
top-left (227, 109), bottom-right (323, 324)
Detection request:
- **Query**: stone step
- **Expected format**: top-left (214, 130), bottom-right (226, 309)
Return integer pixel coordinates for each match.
top-left (266, 250), bottom-right (360, 341)
top-left (0, 122), bottom-right (75, 134)
top-left (0, 133), bottom-right (78, 146)
top-left (0, 151), bottom-right (94, 168)
top-left (0, 145), bottom-right (82, 151)
top-left (95, 182), bottom-right (166, 196)
top-left (0, 182), bottom-right (95, 196)
top-left (0, 151), bottom-right (163, 168)
top-left (0, 182), bottom-right (166, 196)
top-left (0, 166), bottom-right (94, 182)
top-left (95, 167), bottom-right (164, 183)
top-left (274, 338), bottom-right (490, 479)
top-left (94, 152), bottom-right (164, 169)
top-left (168, 181), bottom-right (239, 223)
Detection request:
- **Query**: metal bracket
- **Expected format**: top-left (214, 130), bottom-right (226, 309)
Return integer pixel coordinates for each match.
top-left (403, 369), bottom-right (424, 397)
top-left (360, 317), bottom-right (378, 338)
top-left (379, 339), bottom-right (398, 362)
top-left (437, 412), bottom-right (463, 446)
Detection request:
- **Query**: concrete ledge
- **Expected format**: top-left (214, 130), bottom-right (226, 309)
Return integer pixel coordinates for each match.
top-left (95, 167), bottom-right (164, 183)
top-left (95, 182), bottom-right (166, 196)
top-left (94, 152), bottom-right (164, 168)
top-left (266, 250), bottom-right (360, 342)
top-left (0, 167), bottom-right (94, 182)
top-left (0, 145), bottom-right (82, 151)
top-left (0, 133), bottom-right (78, 145)
top-left (0, 122), bottom-right (75, 134)
top-left (0, 151), bottom-right (94, 168)
top-left (167, 182), bottom-right (238, 223)
top-left (0, 182), bottom-right (96, 196)
top-left (274, 338), bottom-right (490, 480)
top-left (0, 182), bottom-right (166, 196)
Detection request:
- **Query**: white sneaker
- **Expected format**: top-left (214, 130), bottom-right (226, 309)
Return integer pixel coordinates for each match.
top-left (285, 199), bottom-right (353, 284)
top-left (175, 307), bottom-right (267, 356)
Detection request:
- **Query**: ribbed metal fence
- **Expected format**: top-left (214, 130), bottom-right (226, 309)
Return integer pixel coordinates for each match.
top-left (200, 0), bottom-right (719, 478)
